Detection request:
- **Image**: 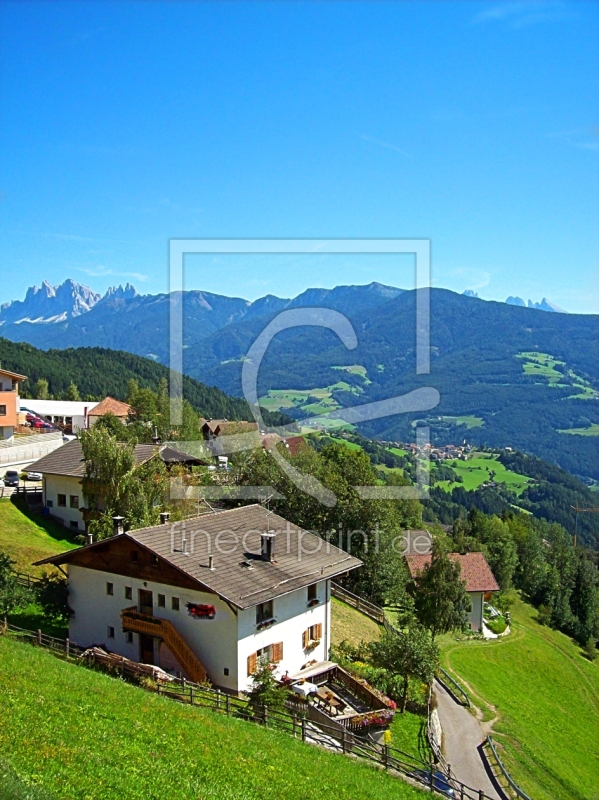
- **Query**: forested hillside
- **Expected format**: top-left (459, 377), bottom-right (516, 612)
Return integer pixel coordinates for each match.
top-left (0, 338), bottom-right (289, 426)
top-left (181, 289), bottom-right (598, 480)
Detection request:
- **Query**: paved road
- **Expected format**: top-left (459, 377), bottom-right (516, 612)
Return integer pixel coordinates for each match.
top-left (434, 679), bottom-right (503, 800)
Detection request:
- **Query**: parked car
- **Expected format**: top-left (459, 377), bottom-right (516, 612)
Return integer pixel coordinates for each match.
top-left (26, 472), bottom-right (42, 481)
top-left (4, 470), bottom-right (20, 487)
top-left (410, 770), bottom-right (455, 797)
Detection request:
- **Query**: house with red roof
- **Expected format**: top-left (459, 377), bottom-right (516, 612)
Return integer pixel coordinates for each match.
top-left (405, 551), bottom-right (500, 632)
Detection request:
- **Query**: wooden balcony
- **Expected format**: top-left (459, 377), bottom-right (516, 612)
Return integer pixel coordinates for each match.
top-left (120, 606), bottom-right (207, 684)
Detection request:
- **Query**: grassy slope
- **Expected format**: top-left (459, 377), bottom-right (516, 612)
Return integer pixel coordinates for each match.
top-left (330, 597), bottom-right (381, 648)
top-left (440, 599), bottom-right (599, 800)
top-left (0, 499), bottom-right (78, 574)
top-left (434, 453), bottom-right (530, 494)
top-left (0, 637), bottom-right (427, 800)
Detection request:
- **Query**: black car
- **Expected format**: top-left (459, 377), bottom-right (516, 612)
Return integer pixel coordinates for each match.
top-left (410, 769), bottom-right (455, 797)
top-left (4, 470), bottom-right (20, 487)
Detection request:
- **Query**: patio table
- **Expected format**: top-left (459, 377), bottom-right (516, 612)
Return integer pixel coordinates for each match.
top-left (291, 681), bottom-right (318, 698)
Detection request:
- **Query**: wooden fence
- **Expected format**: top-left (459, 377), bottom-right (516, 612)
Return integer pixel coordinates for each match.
top-left (330, 582), bottom-right (388, 626)
top-left (1, 621), bottom-right (497, 800)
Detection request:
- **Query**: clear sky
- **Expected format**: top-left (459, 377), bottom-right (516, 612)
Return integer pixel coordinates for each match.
top-left (1, 1), bottom-right (598, 312)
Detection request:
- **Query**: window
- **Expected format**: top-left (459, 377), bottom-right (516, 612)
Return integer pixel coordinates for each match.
top-left (0, 405), bottom-right (6, 416)
top-left (151, 554), bottom-right (159, 567)
top-left (107, 626), bottom-right (115, 638)
top-left (124, 586), bottom-right (132, 600)
top-left (248, 642), bottom-right (283, 675)
top-left (69, 495), bottom-right (79, 509)
top-left (125, 631), bottom-right (133, 644)
top-left (106, 582), bottom-right (114, 596)
top-left (70, 521), bottom-right (79, 529)
top-left (157, 594), bottom-right (166, 608)
top-left (256, 600), bottom-right (273, 624)
top-left (309, 623), bottom-right (322, 641)
top-left (46, 500), bottom-right (53, 508)
top-left (223, 667), bottom-right (229, 676)
top-left (307, 583), bottom-right (318, 602)
top-left (57, 494), bottom-right (66, 507)
top-left (172, 597), bottom-right (180, 611)
top-left (130, 550), bottom-right (139, 563)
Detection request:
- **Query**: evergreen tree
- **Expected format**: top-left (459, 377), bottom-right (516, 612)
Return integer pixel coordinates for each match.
top-left (65, 382), bottom-right (81, 401)
top-left (246, 660), bottom-right (289, 713)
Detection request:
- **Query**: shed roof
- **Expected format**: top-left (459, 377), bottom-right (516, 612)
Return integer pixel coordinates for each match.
top-left (27, 439), bottom-right (156, 478)
top-left (0, 367), bottom-right (27, 381)
top-left (35, 504), bottom-right (362, 609)
top-left (405, 551), bottom-right (500, 593)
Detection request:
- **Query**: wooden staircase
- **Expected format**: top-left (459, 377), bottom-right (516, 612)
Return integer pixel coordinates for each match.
top-left (120, 606), bottom-right (207, 684)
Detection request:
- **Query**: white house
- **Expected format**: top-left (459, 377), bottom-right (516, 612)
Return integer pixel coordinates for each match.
top-left (405, 551), bottom-right (500, 631)
top-left (36, 504), bottom-right (362, 693)
top-left (22, 399), bottom-right (99, 434)
top-left (28, 439), bottom-right (157, 531)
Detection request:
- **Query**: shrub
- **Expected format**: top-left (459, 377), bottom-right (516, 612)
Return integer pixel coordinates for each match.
top-left (486, 616), bottom-right (508, 635)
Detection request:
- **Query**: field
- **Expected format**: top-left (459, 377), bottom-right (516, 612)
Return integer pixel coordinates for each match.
top-left (558, 424), bottom-right (599, 437)
top-left (516, 351), bottom-right (598, 400)
top-left (434, 453), bottom-right (531, 495)
top-left (0, 498), bottom-right (78, 575)
top-left (331, 364), bottom-right (371, 383)
top-left (0, 636), bottom-right (427, 800)
top-left (440, 599), bottom-right (599, 800)
top-left (441, 415), bottom-right (484, 428)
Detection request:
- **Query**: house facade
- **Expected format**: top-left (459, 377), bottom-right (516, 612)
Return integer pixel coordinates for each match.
top-left (406, 551), bottom-right (500, 631)
top-left (0, 367), bottom-right (27, 440)
top-left (22, 399), bottom-right (99, 434)
top-left (37, 505), bottom-right (362, 693)
top-left (28, 440), bottom-right (156, 531)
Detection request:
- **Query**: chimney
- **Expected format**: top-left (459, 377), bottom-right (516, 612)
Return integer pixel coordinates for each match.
top-left (112, 515), bottom-right (125, 536)
top-left (208, 554), bottom-right (215, 571)
top-left (87, 533), bottom-right (94, 546)
top-left (152, 426), bottom-right (161, 445)
top-left (160, 511), bottom-right (171, 525)
top-left (261, 532), bottom-right (276, 563)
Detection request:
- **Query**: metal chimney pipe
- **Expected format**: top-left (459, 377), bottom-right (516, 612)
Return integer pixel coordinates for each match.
top-left (208, 554), bottom-right (215, 571)
top-left (261, 532), bottom-right (276, 563)
top-left (112, 516), bottom-right (125, 536)
top-left (87, 533), bottom-right (94, 546)
top-left (160, 512), bottom-right (171, 525)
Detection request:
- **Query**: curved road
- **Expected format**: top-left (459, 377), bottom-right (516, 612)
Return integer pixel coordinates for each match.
top-left (434, 679), bottom-right (503, 800)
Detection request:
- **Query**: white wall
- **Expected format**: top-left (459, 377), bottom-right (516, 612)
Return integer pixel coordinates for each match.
top-left (67, 565), bottom-right (240, 692)
top-left (236, 579), bottom-right (329, 693)
top-left (469, 592), bottom-right (484, 631)
top-left (44, 475), bottom-right (84, 530)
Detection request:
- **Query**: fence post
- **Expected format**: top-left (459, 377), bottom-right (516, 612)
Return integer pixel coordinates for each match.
top-left (263, 704), bottom-right (269, 728)
top-left (65, 638), bottom-right (69, 658)
top-left (216, 688), bottom-right (221, 710)
top-left (292, 714), bottom-right (298, 738)
top-left (301, 717), bottom-right (307, 743)
top-left (182, 676), bottom-right (186, 695)
top-left (226, 694), bottom-right (231, 716)
top-left (190, 686), bottom-right (194, 706)
top-left (479, 792), bottom-right (484, 800)
top-left (460, 786), bottom-right (465, 800)
top-left (36, 629), bottom-right (42, 646)
top-left (429, 766), bottom-right (434, 791)
top-left (342, 729), bottom-right (347, 754)
top-left (384, 744), bottom-right (390, 770)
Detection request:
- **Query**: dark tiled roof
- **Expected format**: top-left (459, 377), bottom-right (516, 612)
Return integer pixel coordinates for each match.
top-left (159, 445), bottom-right (210, 465)
top-left (405, 551), bottom-right (500, 593)
top-left (88, 396), bottom-right (132, 417)
top-left (28, 439), bottom-right (157, 478)
top-left (37, 504), bottom-right (362, 609)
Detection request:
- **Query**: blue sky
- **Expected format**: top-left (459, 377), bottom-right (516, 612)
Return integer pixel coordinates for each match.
top-left (1, 0), bottom-right (598, 312)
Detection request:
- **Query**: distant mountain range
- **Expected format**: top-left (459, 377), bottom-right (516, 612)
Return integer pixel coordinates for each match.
top-left (463, 289), bottom-right (567, 313)
top-left (1, 279), bottom-right (596, 480)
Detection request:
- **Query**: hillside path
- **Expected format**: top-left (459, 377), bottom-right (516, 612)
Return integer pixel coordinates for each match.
top-left (434, 679), bottom-right (503, 800)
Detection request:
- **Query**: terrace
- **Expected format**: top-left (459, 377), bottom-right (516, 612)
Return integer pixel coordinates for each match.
top-left (285, 661), bottom-right (395, 734)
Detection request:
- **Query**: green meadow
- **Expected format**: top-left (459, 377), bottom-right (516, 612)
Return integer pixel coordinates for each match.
top-left (440, 599), bottom-right (599, 800)
top-left (434, 453), bottom-right (531, 495)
